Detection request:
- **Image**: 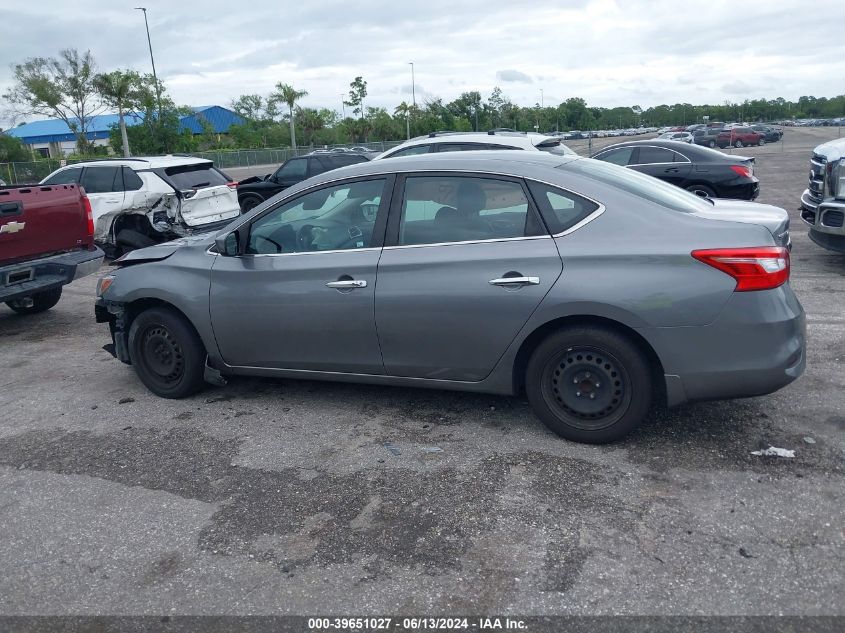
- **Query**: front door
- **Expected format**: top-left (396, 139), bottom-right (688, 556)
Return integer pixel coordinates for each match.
top-left (375, 174), bottom-right (563, 381)
top-left (209, 176), bottom-right (392, 373)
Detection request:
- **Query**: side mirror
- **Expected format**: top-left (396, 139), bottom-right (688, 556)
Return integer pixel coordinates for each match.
top-left (215, 231), bottom-right (240, 256)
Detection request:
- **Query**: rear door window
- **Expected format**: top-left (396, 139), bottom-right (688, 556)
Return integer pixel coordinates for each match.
top-left (274, 158), bottom-right (308, 181)
top-left (433, 143), bottom-right (491, 153)
top-left (165, 164), bottom-right (228, 189)
top-left (397, 175), bottom-right (543, 246)
top-left (81, 166), bottom-right (121, 193)
top-left (634, 146), bottom-right (675, 165)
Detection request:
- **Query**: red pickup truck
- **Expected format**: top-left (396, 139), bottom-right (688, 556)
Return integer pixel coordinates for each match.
top-left (1, 183), bottom-right (103, 315)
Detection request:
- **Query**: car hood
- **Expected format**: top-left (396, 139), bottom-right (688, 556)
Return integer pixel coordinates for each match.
top-left (114, 233), bottom-right (215, 266)
top-left (694, 199), bottom-right (790, 245)
top-left (814, 137), bottom-right (845, 161)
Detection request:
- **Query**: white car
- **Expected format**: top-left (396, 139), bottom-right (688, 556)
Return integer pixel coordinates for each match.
top-left (374, 131), bottom-right (576, 160)
top-left (41, 156), bottom-right (240, 254)
top-left (658, 132), bottom-right (694, 143)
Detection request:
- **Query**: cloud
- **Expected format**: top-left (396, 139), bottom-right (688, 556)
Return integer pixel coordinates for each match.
top-left (496, 69), bottom-right (533, 84)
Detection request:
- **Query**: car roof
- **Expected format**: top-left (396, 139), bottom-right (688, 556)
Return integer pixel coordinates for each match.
top-left (379, 131), bottom-right (560, 153)
top-left (54, 155), bottom-right (213, 170)
top-left (282, 150), bottom-right (581, 195)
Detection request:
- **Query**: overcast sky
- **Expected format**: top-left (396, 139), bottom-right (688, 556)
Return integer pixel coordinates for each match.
top-left (2, 0), bottom-right (844, 124)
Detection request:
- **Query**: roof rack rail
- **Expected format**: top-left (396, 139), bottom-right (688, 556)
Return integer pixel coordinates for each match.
top-left (427, 130), bottom-right (458, 138)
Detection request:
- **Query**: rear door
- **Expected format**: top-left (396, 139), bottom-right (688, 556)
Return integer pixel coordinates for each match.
top-left (630, 146), bottom-right (692, 186)
top-left (79, 166), bottom-right (125, 230)
top-left (374, 173), bottom-right (562, 381)
top-left (163, 163), bottom-right (239, 227)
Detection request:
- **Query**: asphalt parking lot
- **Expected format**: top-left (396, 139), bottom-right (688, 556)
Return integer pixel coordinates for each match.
top-left (1, 127), bottom-right (843, 617)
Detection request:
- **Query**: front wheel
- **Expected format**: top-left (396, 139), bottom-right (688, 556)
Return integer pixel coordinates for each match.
top-left (6, 287), bottom-right (63, 314)
top-left (734, 140), bottom-right (743, 148)
top-left (708, 140), bottom-right (716, 148)
top-left (128, 307), bottom-right (206, 398)
top-left (525, 326), bottom-right (653, 443)
top-left (758, 138), bottom-right (765, 146)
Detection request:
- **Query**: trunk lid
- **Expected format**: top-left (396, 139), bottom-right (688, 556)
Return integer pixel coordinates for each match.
top-left (693, 198), bottom-right (790, 247)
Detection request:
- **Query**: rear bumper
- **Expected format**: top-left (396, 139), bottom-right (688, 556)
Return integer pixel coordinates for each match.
top-left (641, 285), bottom-right (806, 406)
top-left (0, 247), bottom-right (104, 303)
top-left (716, 180), bottom-right (759, 201)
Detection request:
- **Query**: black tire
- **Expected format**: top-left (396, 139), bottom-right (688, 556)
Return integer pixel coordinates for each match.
top-left (116, 229), bottom-right (156, 251)
top-left (239, 195), bottom-right (263, 214)
top-left (127, 307), bottom-right (206, 398)
top-left (6, 287), bottom-right (63, 315)
top-left (734, 140), bottom-right (743, 148)
top-left (525, 326), bottom-right (653, 443)
top-left (708, 140), bottom-right (716, 148)
top-left (758, 138), bottom-right (765, 146)
top-left (685, 184), bottom-right (716, 198)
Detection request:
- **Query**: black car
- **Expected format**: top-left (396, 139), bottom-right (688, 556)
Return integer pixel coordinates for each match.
top-left (236, 152), bottom-right (370, 212)
top-left (591, 139), bottom-right (759, 200)
top-left (750, 124), bottom-right (783, 142)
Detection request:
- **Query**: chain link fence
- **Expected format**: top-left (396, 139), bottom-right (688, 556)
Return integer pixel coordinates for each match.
top-left (0, 140), bottom-right (407, 184)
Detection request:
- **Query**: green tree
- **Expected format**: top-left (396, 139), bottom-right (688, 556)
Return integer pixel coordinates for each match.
top-left (344, 76), bottom-right (368, 120)
top-left (271, 83), bottom-right (308, 150)
top-left (4, 48), bottom-right (104, 154)
top-left (394, 101), bottom-right (411, 139)
top-left (0, 134), bottom-right (30, 162)
top-left (93, 70), bottom-right (140, 157)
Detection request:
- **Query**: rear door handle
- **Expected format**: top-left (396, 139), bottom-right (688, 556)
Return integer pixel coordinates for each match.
top-left (489, 276), bottom-right (540, 286)
top-left (326, 279), bottom-right (367, 289)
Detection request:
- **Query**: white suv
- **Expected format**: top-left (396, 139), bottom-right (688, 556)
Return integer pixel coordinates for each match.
top-left (41, 156), bottom-right (240, 254)
top-left (374, 131), bottom-right (576, 160)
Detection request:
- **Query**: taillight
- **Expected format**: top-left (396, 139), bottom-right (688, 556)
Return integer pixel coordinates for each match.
top-left (82, 195), bottom-right (94, 238)
top-left (692, 247), bottom-right (789, 291)
top-left (227, 181), bottom-right (238, 189)
top-left (730, 164), bottom-right (752, 178)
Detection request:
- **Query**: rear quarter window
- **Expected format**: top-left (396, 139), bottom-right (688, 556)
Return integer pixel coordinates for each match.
top-left (527, 181), bottom-right (600, 234)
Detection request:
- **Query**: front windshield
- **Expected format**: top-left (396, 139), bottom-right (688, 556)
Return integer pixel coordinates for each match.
top-left (564, 158), bottom-right (712, 212)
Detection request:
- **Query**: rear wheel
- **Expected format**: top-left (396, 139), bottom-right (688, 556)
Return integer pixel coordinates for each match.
top-left (6, 287), bottom-right (63, 315)
top-left (525, 326), bottom-right (653, 443)
top-left (116, 228), bottom-right (156, 251)
top-left (686, 184), bottom-right (716, 198)
top-left (239, 195), bottom-right (263, 214)
top-left (708, 140), bottom-right (716, 148)
top-left (128, 307), bottom-right (206, 398)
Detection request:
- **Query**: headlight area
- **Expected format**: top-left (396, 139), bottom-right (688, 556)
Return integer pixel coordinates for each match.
top-left (96, 274), bottom-right (115, 298)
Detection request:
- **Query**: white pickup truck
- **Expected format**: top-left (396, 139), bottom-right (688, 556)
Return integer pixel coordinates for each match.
top-left (800, 137), bottom-right (845, 252)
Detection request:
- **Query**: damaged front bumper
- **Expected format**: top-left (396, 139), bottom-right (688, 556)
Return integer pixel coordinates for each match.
top-left (95, 299), bottom-right (131, 364)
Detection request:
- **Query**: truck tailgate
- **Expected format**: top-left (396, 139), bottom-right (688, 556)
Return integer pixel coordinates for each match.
top-left (0, 184), bottom-right (91, 266)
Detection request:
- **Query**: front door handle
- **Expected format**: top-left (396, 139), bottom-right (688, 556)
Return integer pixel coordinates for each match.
top-left (326, 279), bottom-right (367, 289)
top-left (489, 276), bottom-right (540, 286)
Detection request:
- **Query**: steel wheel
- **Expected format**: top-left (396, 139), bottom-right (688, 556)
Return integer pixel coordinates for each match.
top-left (540, 346), bottom-right (632, 431)
top-left (139, 325), bottom-right (185, 386)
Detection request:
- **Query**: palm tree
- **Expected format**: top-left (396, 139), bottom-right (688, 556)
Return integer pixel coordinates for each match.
top-left (272, 83), bottom-right (308, 151)
top-left (394, 101), bottom-right (411, 139)
top-left (93, 70), bottom-right (138, 157)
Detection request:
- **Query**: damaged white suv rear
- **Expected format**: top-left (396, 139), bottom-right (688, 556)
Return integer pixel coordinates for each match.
top-left (41, 156), bottom-right (241, 256)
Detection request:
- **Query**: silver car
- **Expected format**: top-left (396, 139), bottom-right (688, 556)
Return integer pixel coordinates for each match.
top-left (95, 151), bottom-right (805, 443)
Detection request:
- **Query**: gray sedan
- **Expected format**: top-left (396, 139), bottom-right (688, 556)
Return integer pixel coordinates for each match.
top-left (95, 151), bottom-right (805, 443)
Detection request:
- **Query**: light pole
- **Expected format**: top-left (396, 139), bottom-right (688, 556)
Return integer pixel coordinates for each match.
top-left (134, 7), bottom-right (162, 118)
top-left (340, 94), bottom-right (346, 119)
top-left (540, 88), bottom-right (544, 109)
top-left (408, 62), bottom-right (416, 110)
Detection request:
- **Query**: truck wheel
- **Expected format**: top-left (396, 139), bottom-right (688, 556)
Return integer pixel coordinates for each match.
top-left (525, 326), bottom-right (653, 444)
top-left (128, 307), bottom-right (206, 398)
top-left (116, 229), bottom-right (156, 252)
top-left (6, 287), bottom-right (63, 315)
top-left (239, 195), bottom-right (263, 214)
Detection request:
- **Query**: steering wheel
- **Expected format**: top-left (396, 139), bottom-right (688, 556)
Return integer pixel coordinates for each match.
top-left (297, 224), bottom-right (316, 251)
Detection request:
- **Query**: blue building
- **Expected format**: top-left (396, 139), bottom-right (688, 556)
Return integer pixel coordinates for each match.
top-left (4, 106), bottom-right (243, 157)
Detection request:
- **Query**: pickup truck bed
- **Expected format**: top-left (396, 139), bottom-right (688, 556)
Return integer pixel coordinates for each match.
top-left (1, 183), bottom-right (103, 315)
